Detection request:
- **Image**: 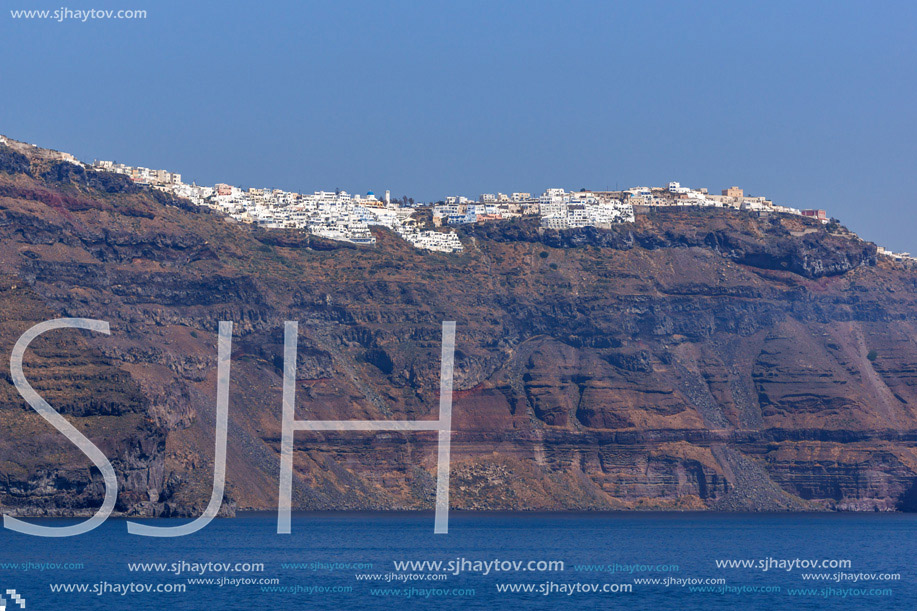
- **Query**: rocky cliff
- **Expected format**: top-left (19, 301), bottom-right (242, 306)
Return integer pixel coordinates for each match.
top-left (2, 140), bottom-right (917, 516)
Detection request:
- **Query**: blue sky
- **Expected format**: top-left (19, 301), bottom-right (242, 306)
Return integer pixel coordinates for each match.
top-left (2, 0), bottom-right (915, 251)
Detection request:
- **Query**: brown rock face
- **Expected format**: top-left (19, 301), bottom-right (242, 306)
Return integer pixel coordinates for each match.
top-left (1, 141), bottom-right (917, 516)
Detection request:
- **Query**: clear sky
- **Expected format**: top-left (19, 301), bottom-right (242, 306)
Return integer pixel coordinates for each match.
top-left (2, 0), bottom-right (915, 251)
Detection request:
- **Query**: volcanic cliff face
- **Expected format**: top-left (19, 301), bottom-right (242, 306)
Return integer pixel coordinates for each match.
top-left (1, 140), bottom-right (917, 517)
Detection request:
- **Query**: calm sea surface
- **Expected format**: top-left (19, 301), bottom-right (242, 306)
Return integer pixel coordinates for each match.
top-left (0, 512), bottom-right (914, 609)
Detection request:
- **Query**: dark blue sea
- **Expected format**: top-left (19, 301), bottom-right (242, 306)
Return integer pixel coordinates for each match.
top-left (0, 512), bottom-right (914, 609)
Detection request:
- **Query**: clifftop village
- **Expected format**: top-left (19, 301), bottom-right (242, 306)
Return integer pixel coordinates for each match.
top-left (2, 134), bottom-right (914, 260)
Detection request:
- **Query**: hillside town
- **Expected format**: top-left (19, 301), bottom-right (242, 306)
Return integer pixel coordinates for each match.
top-left (2, 134), bottom-right (914, 261)
top-left (93, 160), bottom-right (465, 253)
